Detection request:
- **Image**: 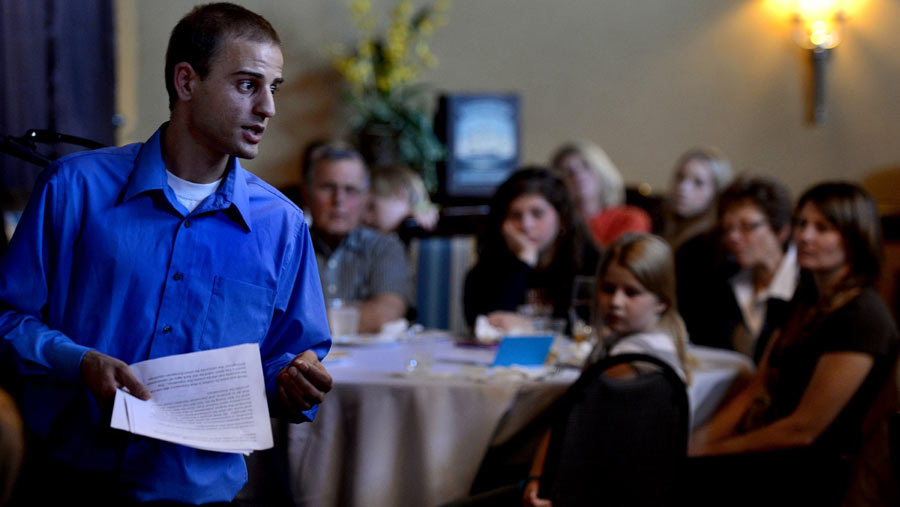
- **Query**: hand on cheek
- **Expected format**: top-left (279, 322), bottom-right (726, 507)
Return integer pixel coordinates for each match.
top-left (502, 220), bottom-right (539, 267)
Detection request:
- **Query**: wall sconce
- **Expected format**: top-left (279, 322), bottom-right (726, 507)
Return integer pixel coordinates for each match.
top-left (791, 0), bottom-right (846, 124)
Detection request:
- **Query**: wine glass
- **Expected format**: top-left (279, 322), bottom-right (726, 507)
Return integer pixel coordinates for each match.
top-left (569, 276), bottom-right (595, 343)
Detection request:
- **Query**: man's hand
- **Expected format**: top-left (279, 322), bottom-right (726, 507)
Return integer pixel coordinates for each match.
top-left (276, 350), bottom-right (333, 423)
top-left (81, 350), bottom-right (151, 409)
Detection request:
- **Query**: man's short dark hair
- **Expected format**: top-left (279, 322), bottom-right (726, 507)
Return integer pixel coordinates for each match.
top-left (165, 2), bottom-right (281, 111)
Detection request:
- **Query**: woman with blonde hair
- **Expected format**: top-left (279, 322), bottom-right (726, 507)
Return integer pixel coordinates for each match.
top-left (662, 147), bottom-right (733, 250)
top-left (551, 141), bottom-right (651, 246)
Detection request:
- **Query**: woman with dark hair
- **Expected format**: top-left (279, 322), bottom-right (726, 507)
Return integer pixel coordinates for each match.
top-left (463, 167), bottom-right (599, 330)
top-left (687, 177), bottom-right (798, 362)
top-left (689, 182), bottom-right (898, 505)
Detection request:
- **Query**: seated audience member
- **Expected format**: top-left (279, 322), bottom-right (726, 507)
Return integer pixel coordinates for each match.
top-left (363, 164), bottom-right (438, 245)
top-left (464, 167), bottom-right (599, 331)
top-left (303, 142), bottom-right (410, 333)
top-left (689, 182), bottom-right (899, 506)
top-left (551, 141), bottom-right (651, 246)
top-left (662, 147), bottom-right (734, 251)
top-left (687, 177), bottom-right (797, 361)
top-left (662, 147), bottom-right (734, 347)
top-left (523, 233), bottom-right (690, 506)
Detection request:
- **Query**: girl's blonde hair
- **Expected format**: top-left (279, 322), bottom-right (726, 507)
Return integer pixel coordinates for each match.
top-left (370, 164), bottom-right (431, 210)
top-left (597, 233), bottom-right (691, 382)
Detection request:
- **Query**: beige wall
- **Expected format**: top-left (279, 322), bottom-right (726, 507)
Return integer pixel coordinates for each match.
top-left (116, 0), bottom-right (900, 202)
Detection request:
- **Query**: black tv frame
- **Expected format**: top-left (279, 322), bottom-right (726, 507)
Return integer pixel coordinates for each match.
top-left (434, 92), bottom-right (520, 207)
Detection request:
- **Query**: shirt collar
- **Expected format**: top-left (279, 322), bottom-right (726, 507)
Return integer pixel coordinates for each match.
top-left (729, 242), bottom-right (799, 304)
top-left (767, 243), bottom-right (799, 301)
top-left (123, 124), bottom-right (252, 231)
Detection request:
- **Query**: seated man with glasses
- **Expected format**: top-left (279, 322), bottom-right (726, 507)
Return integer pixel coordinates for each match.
top-left (302, 142), bottom-right (410, 333)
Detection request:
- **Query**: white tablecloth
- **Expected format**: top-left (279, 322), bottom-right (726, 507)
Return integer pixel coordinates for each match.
top-left (240, 338), bottom-right (753, 507)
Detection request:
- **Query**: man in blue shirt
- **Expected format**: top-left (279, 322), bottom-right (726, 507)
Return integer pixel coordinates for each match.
top-left (0, 3), bottom-right (332, 504)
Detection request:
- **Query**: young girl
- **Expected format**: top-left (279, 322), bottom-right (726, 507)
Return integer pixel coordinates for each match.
top-left (592, 232), bottom-right (690, 381)
top-left (363, 164), bottom-right (438, 244)
top-left (523, 233), bottom-right (690, 507)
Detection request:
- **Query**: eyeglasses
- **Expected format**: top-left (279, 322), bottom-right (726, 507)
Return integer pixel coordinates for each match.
top-left (720, 220), bottom-right (767, 235)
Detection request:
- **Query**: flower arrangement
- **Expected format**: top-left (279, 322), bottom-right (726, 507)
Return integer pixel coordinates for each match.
top-left (334, 0), bottom-right (450, 193)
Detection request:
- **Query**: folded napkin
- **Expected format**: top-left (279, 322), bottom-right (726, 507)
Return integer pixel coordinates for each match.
top-left (473, 315), bottom-right (534, 344)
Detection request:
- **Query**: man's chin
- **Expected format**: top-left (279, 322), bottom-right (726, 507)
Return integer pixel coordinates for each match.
top-left (233, 143), bottom-right (260, 160)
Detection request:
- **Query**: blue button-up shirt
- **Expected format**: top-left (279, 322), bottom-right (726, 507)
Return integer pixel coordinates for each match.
top-left (0, 126), bottom-right (331, 502)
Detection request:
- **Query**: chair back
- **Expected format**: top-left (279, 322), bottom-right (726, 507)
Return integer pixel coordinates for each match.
top-left (842, 350), bottom-right (900, 506)
top-left (539, 353), bottom-right (689, 507)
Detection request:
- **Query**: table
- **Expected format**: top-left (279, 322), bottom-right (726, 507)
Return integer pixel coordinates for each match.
top-left (240, 338), bottom-right (753, 507)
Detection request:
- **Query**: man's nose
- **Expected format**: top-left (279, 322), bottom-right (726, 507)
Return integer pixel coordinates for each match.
top-left (255, 88), bottom-right (276, 118)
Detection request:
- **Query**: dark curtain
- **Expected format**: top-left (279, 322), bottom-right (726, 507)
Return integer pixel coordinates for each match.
top-left (0, 0), bottom-right (115, 204)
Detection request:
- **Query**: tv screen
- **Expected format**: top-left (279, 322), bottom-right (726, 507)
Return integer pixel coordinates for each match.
top-left (436, 93), bottom-right (520, 201)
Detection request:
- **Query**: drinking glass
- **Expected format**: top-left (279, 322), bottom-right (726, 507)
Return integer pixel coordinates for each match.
top-left (326, 298), bottom-right (360, 338)
top-left (570, 275), bottom-right (595, 343)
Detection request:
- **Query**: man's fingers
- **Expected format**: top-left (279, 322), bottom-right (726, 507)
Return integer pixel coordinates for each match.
top-left (278, 385), bottom-right (304, 415)
top-left (284, 366), bottom-right (325, 406)
top-left (116, 366), bottom-right (151, 400)
top-left (293, 358), bottom-right (333, 393)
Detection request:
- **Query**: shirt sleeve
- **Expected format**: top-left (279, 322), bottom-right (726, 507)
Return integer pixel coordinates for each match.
top-left (0, 165), bottom-right (92, 382)
top-left (820, 290), bottom-right (897, 359)
top-left (259, 219), bottom-right (332, 422)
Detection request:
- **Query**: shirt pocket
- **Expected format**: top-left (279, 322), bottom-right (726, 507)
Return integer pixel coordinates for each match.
top-left (201, 276), bottom-right (276, 350)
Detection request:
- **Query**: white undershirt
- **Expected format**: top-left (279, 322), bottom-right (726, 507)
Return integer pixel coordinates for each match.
top-left (166, 170), bottom-right (223, 213)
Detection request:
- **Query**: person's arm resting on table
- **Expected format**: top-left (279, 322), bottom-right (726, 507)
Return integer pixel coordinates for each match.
top-left (358, 292), bottom-right (406, 333)
top-left (355, 230), bottom-right (409, 334)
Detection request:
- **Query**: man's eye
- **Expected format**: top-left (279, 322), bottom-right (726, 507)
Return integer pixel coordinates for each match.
top-left (269, 84), bottom-right (279, 95)
top-left (238, 81), bottom-right (256, 92)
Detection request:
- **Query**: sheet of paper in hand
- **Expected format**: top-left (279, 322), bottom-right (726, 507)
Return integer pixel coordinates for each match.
top-left (111, 343), bottom-right (273, 454)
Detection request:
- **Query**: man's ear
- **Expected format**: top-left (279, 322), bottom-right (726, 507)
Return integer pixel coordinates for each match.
top-left (172, 62), bottom-right (199, 104)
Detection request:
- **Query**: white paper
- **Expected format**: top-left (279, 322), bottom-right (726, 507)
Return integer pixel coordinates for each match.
top-left (110, 343), bottom-right (273, 454)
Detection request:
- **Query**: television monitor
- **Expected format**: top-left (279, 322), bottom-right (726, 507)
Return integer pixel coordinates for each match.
top-left (435, 93), bottom-right (520, 203)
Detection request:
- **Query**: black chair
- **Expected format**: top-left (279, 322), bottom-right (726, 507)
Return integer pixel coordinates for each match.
top-left (538, 353), bottom-right (689, 507)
